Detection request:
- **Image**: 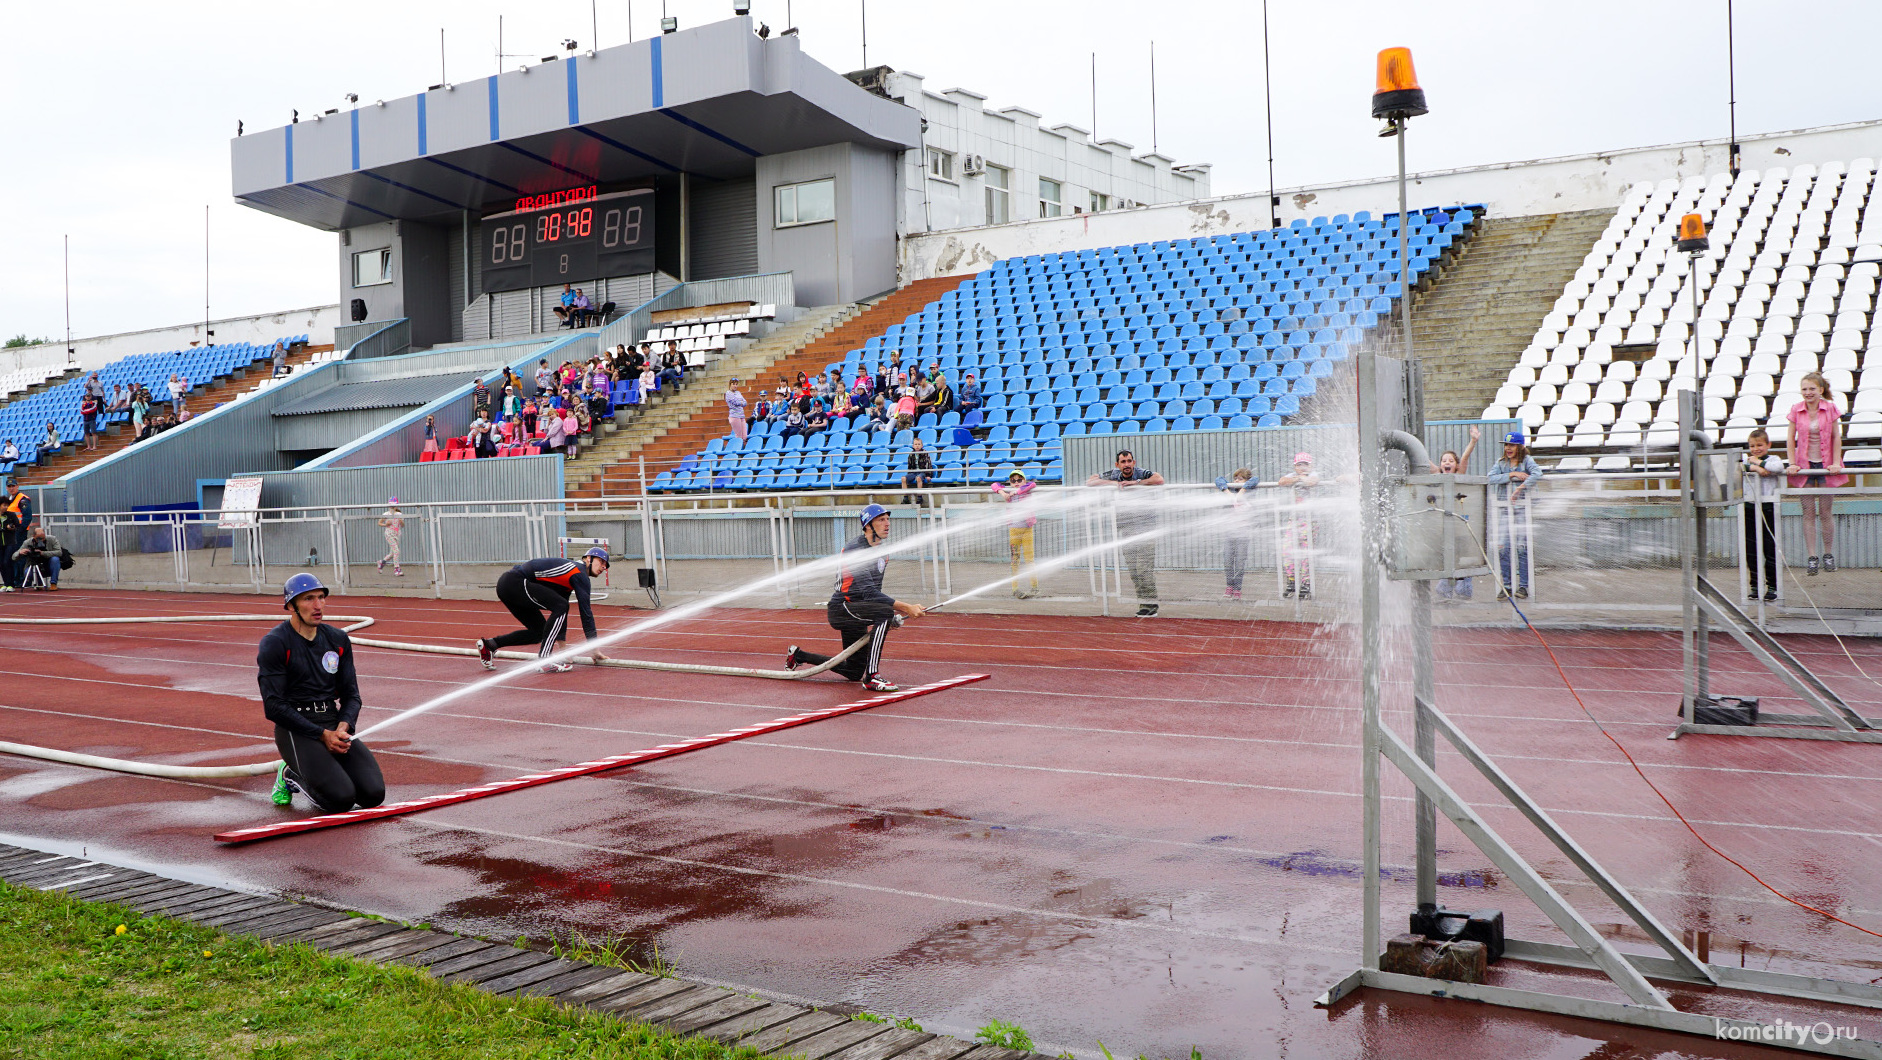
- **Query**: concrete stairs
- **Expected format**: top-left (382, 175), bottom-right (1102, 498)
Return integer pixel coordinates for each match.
top-left (13, 344), bottom-right (331, 486)
top-left (561, 306), bottom-right (861, 496)
top-left (568, 274), bottom-right (974, 497)
top-left (1407, 209), bottom-right (1614, 422)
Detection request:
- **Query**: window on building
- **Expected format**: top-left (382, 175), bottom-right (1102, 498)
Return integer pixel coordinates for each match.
top-left (927, 148), bottom-right (954, 181)
top-left (1090, 191), bottom-right (1110, 213)
top-left (985, 164), bottom-right (1010, 225)
top-left (1038, 178), bottom-right (1063, 218)
top-left (352, 248), bottom-right (393, 287)
top-left (774, 178), bottom-right (837, 228)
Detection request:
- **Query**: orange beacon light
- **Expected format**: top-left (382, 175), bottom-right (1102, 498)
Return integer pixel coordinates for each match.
top-left (1677, 213), bottom-right (1710, 253)
top-left (1372, 48), bottom-right (1428, 120)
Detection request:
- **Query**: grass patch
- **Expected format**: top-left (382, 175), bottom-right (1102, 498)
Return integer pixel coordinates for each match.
top-left (551, 932), bottom-right (677, 979)
top-left (975, 1018), bottom-right (1034, 1051)
top-left (0, 881), bottom-right (763, 1059)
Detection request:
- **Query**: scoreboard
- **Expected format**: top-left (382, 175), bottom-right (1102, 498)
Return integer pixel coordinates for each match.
top-left (480, 185), bottom-right (655, 295)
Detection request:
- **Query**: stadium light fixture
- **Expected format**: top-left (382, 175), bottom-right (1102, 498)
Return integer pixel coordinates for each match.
top-left (662, 16), bottom-right (679, 33)
top-left (344, 93), bottom-right (359, 106)
top-left (734, 0), bottom-right (751, 13)
top-left (562, 38), bottom-right (578, 52)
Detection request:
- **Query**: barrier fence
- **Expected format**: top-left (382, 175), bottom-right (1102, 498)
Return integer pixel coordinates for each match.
top-left (25, 475), bottom-right (1882, 622)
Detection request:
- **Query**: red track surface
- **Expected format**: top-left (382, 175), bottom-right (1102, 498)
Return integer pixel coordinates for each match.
top-left (2, 589), bottom-right (1879, 1058)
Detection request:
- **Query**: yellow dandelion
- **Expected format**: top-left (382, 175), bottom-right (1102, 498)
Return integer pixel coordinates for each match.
top-left (114, 925), bottom-right (127, 935)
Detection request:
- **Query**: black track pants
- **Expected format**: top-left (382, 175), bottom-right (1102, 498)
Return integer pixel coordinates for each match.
top-left (488, 568), bottom-right (569, 659)
top-left (791, 616), bottom-right (892, 682)
top-left (274, 727), bottom-right (385, 813)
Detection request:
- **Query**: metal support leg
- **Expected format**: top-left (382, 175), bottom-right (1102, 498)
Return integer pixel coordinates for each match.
top-left (1411, 580), bottom-right (1437, 914)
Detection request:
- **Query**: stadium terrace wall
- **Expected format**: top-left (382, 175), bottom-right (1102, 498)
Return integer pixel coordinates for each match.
top-left (1061, 420), bottom-right (1519, 486)
top-left (59, 359), bottom-right (348, 513)
top-left (60, 306), bottom-right (340, 375)
top-left (315, 333), bottom-right (597, 470)
top-left (901, 119), bottom-right (1882, 280)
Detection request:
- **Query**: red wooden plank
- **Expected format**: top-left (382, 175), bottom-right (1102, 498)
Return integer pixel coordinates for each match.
top-left (214, 674), bottom-right (989, 845)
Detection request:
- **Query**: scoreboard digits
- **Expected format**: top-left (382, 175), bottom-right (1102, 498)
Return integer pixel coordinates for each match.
top-left (481, 186), bottom-right (656, 296)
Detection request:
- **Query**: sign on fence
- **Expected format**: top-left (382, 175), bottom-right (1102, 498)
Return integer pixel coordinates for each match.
top-left (217, 477), bottom-right (264, 529)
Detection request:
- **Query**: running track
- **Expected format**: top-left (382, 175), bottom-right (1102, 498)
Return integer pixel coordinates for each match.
top-left (1, 590), bottom-right (1878, 1058)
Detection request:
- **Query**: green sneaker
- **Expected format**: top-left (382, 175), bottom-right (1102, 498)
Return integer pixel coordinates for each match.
top-left (271, 762), bottom-right (297, 807)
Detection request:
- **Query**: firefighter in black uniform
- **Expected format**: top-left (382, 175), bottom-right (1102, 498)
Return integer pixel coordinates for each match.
top-left (476, 548), bottom-right (612, 673)
top-left (785, 504), bottom-right (924, 692)
top-left (260, 573), bottom-right (386, 811)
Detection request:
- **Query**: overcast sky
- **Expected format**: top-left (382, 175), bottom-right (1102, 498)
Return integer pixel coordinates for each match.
top-left (2, 0), bottom-right (1876, 342)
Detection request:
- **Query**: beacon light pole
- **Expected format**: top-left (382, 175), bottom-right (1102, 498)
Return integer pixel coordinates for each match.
top-left (1357, 44), bottom-right (1428, 976)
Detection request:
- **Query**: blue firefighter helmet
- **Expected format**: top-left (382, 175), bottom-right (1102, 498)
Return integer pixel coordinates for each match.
top-left (282, 572), bottom-right (329, 610)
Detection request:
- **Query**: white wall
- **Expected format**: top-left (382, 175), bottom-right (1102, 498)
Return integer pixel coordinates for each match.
top-left (885, 70), bottom-right (1209, 240)
top-left (901, 119), bottom-right (1882, 280)
top-left (63, 305), bottom-right (340, 374)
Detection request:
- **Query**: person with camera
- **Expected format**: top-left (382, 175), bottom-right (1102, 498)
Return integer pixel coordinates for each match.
top-left (11, 522), bottom-right (64, 590)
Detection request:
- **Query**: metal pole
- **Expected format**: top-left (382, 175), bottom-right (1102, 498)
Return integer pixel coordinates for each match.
top-left (1358, 117), bottom-right (1402, 972)
top-left (1413, 580), bottom-right (1437, 914)
top-left (63, 235), bottom-right (72, 361)
top-left (1262, 0), bottom-right (1278, 229)
top-left (204, 205), bottom-right (211, 345)
top-left (1398, 125), bottom-right (1413, 363)
top-left (860, 0), bottom-right (867, 67)
top-left (1091, 52), bottom-right (1098, 139)
top-left (1149, 41), bottom-right (1158, 155)
top-left (1726, 0), bottom-right (1739, 176)
top-left (1680, 390), bottom-right (1699, 722)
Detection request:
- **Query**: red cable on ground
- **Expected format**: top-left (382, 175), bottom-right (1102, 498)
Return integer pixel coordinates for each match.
top-left (1515, 618), bottom-right (1882, 942)
top-left (214, 673), bottom-right (989, 846)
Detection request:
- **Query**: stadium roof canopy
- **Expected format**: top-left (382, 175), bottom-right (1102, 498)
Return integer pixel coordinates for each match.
top-left (231, 17), bottom-right (921, 232)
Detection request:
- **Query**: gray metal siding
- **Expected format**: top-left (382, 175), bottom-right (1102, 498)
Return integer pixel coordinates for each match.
top-left (689, 177), bottom-right (759, 280)
top-left (275, 407), bottom-right (407, 451)
top-left (424, 83), bottom-right (489, 158)
top-left (358, 98), bottom-right (421, 170)
top-left (448, 216), bottom-right (468, 342)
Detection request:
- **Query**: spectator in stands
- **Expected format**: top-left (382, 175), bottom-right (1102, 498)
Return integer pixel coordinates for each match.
top-left (521, 400), bottom-right (539, 439)
top-left (0, 440), bottom-right (15, 464)
top-left (726, 379), bottom-right (748, 441)
top-left (853, 367), bottom-right (873, 397)
top-left (35, 422), bottom-right (59, 460)
top-left (1433, 426), bottom-right (1480, 601)
top-left (659, 351), bottom-right (685, 391)
top-left (1746, 427), bottom-right (1783, 601)
top-left (831, 386), bottom-right (853, 420)
top-left (993, 469), bottom-right (1039, 598)
top-left (498, 414), bottom-right (520, 446)
top-left (817, 370), bottom-right (840, 403)
top-left (130, 387), bottom-right (149, 436)
top-left (804, 400), bottom-right (829, 439)
top-left (1488, 433), bottom-right (1542, 600)
top-left (901, 438), bottom-right (934, 506)
top-left (12, 522), bottom-right (61, 590)
top-left (638, 361), bottom-right (658, 399)
top-left (893, 387), bottom-right (918, 431)
top-left (1088, 450), bottom-right (1165, 617)
top-left (560, 404), bottom-right (581, 459)
top-left (588, 359), bottom-right (611, 395)
top-left (581, 387), bottom-right (606, 431)
top-left (867, 394), bottom-right (891, 433)
top-left (2, 480), bottom-right (31, 592)
top-left (560, 360), bottom-right (583, 392)
top-left (80, 391), bottom-right (101, 451)
top-left (555, 284), bottom-right (577, 328)
top-left (922, 372), bottom-right (954, 417)
top-left (780, 402), bottom-right (807, 439)
top-left (83, 371), bottom-right (104, 404)
top-left (1218, 469), bottom-right (1260, 600)
top-left (108, 383), bottom-right (129, 414)
top-left (471, 376), bottom-right (491, 420)
top-left (467, 416), bottom-right (494, 458)
top-left (499, 386), bottom-right (519, 420)
top-left (421, 413), bottom-right (440, 455)
top-left (571, 288), bottom-right (594, 327)
top-left (957, 373), bottom-right (982, 416)
top-left (534, 358), bottom-right (555, 397)
top-left (502, 366), bottom-right (525, 395)
top-left (873, 361), bottom-right (895, 396)
top-left (543, 404), bottom-right (568, 455)
top-left (1786, 371), bottom-right (1848, 576)
top-left (167, 373), bottom-right (188, 416)
top-left (272, 341), bottom-right (289, 377)
top-left (624, 345), bottom-right (647, 377)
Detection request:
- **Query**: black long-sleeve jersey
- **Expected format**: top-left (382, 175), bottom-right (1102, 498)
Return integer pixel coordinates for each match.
top-left (511, 557), bottom-right (600, 639)
top-left (828, 533), bottom-right (895, 624)
top-left (257, 622), bottom-right (363, 738)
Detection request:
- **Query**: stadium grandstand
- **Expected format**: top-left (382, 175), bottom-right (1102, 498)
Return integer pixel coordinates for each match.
top-left (1484, 161), bottom-right (1882, 470)
top-left (648, 207), bottom-right (1471, 492)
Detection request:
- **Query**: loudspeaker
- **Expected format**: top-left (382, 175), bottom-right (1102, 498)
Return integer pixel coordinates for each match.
top-left (350, 298), bottom-right (368, 322)
top-left (636, 568), bottom-right (656, 588)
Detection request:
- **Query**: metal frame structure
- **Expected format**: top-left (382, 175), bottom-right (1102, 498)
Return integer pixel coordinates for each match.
top-left (1319, 312), bottom-right (1882, 1053)
top-left (1672, 388), bottom-right (1882, 743)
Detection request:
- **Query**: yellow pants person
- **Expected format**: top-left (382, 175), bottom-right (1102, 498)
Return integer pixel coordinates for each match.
top-left (1008, 526), bottom-right (1038, 595)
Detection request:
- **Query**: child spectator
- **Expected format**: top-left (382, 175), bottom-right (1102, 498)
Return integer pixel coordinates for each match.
top-left (1277, 452), bottom-right (1320, 599)
top-left (561, 405), bottom-right (581, 459)
top-left (1745, 427), bottom-right (1783, 601)
top-left (1785, 371), bottom-right (1847, 575)
top-left (521, 400), bottom-right (538, 439)
top-left (726, 379), bottom-right (748, 441)
top-left (1217, 468), bottom-right (1260, 600)
top-left (993, 469), bottom-right (1039, 598)
top-left (893, 388), bottom-right (918, 431)
top-left (1487, 431), bottom-right (1543, 599)
top-left (377, 497), bottom-right (404, 576)
top-left (1433, 425), bottom-right (1480, 601)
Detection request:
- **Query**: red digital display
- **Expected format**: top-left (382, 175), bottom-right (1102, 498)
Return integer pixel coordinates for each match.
top-left (511, 185), bottom-right (598, 213)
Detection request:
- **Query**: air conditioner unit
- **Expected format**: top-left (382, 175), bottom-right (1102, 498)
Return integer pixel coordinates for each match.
top-left (962, 153), bottom-right (986, 176)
